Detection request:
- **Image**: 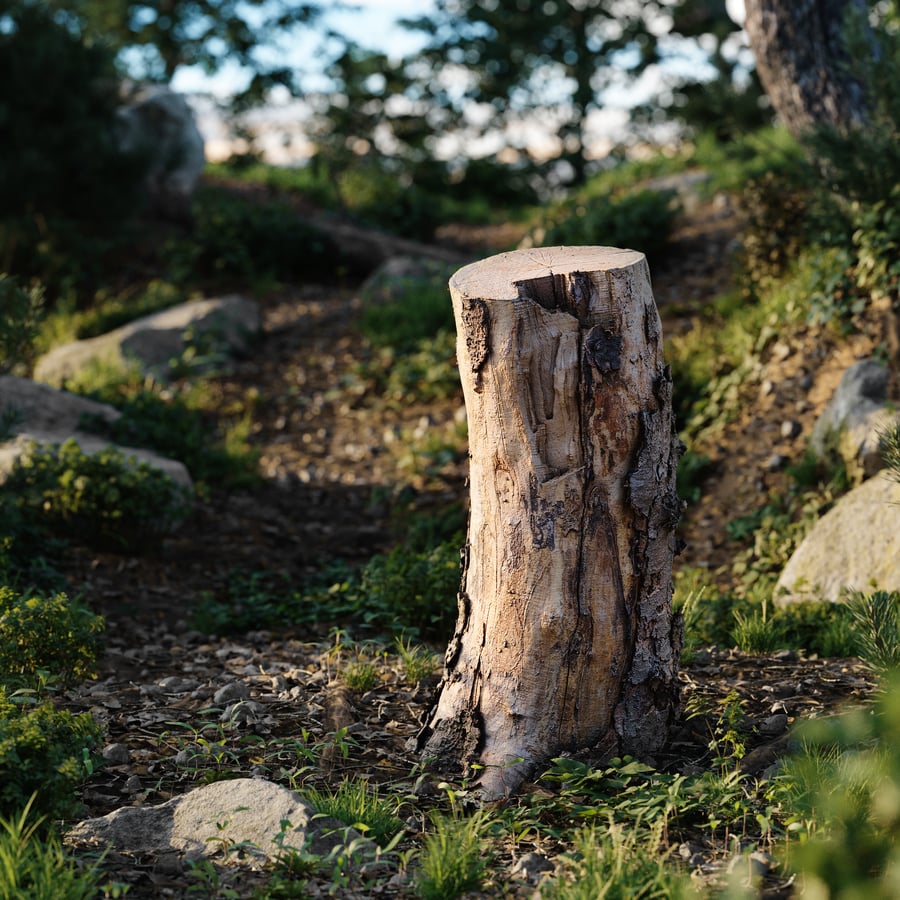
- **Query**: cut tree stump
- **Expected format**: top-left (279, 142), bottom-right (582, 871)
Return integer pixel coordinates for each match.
top-left (414, 246), bottom-right (683, 798)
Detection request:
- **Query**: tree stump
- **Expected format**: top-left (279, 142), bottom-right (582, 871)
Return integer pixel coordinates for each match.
top-left (414, 246), bottom-right (683, 798)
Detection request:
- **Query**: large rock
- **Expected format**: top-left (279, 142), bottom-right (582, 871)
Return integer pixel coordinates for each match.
top-left (810, 359), bottom-right (900, 482)
top-left (0, 375), bottom-right (192, 490)
top-left (116, 85), bottom-right (205, 221)
top-left (66, 778), bottom-right (367, 863)
top-left (33, 296), bottom-right (260, 388)
top-left (775, 471), bottom-right (900, 604)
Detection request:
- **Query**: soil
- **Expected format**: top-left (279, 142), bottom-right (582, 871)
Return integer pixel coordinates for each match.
top-left (55, 192), bottom-right (894, 897)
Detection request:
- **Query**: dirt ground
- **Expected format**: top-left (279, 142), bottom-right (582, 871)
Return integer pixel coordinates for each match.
top-left (57, 196), bottom-right (890, 896)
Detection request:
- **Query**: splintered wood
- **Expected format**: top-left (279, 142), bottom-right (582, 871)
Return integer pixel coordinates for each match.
top-left (415, 246), bottom-right (684, 798)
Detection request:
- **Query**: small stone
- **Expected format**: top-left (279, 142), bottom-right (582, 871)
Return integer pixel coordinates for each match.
top-left (158, 675), bottom-right (198, 693)
top-left (759, 380), bottom-right (775, 398)
top-left (508, 852), bottom-right (554, 884)
top-left (773, 649), bottom-right (797, 661)
top-left (220, 700), bottom-right (265, 723)
top-left (102, 743), bottom-right (131, 765)
top-left (213, 681), bottom-right (250, 704)
top-left (772, 341), bottom-right (792, 362)
top-left (124, 775), bottom-right (143, 794)
top-left (174, 750), bottom-right (192, 766)
top-left (780, 420), bottom-right (802, 440)
top-left (800, 372), bottom-right (814, 390)
top-left (765, 453), bottom-right (789, 471)
top-left (760, 713), bottom-right (789, 737)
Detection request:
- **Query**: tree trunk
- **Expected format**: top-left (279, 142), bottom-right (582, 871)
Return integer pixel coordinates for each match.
top-left (414, 246), bottom-right (683, 799)
top-left (743, 0), bottom-right (870, 136)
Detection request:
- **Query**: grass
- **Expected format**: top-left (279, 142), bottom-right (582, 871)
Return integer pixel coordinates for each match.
top-left (303, 777), bottom-right (403, 848)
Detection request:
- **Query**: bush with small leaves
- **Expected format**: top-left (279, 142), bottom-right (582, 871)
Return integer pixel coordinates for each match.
top-left (0, 275), bottom-right (43, 376)
top-left (0, 689), bottom-right (102, 821)
top-left (0, 587), bottom-right (103, 688)
top-left (540, 189), bottom-right (680, 261)
top-left (4, 439), bottom-right (191, 552)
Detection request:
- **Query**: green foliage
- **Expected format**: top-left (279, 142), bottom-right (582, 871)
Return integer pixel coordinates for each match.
top-left (770, 672), bottom-right (900, 898)
top-left (0, 689), bottom-right (102, 821)
top-left (0, 796), bottom-right (100, 899)
top-left (676, 450), bottom-right (712, 505)
top-left (0, 588), bottom-right (103, 688)
top-left (540, 821), bottom-right (693, 900)
top-left (309, 540), bottom-right (460, 640)
top-left (361, 333), bottom-right (461, 406)
top-left (341, 660), bottom-right (380, 693)
top-left (303, 777), bottom-right (403, 847)
top-left (80, 381), bottom-right (260, 491)
top-left (415, 810), bottom-right (489, 900)
top-left (0, 276), bottom-right (43, 376)
top-left (883, 420), bottom-right (900, 482)
top-left (359, 276), bottom-right (455, 355)
top-left (395, 637), bottom-right (439, 685)
top-left (846, 590), bottom-right (900, 674)
top-left (165, 188), bottom-right (343, 288)
top-left (540, 189), bottom-right (680, 261)
top-left (0, 2), bottom-right (146, 298)
top-left (3, 439), bottom-right (191, 552)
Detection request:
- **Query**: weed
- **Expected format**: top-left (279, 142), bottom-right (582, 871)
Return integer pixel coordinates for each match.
top-left (0, 275), bottom-right (43, 376)
top-left (732, 599), bottom-right (783, 654)
top-left (769, 671), bottom-right (900, 897)
top-left (415, 809), bottom-right (490, 900)
top-left (846, 590), bottom-right (900, 674)
top-left (304, 777), bottom-right (403, 848)
top-left (540, 820), bottom-right (694, 900)
top-left (396, 638), bottom-right (440, 685)
top-left (342, 660), bottom-right (380, 692)
top-left (676, 450), bottom-right (713, 505)
top-left (0, 796), bottom-right (101, 899)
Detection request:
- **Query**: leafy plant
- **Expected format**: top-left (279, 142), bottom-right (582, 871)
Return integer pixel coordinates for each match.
top-left (0, 689), bottom-right (102, 820)
top-left (540, 821), bottom-right (693, 900)
top-left (341, 660), bottom-right (380, 692)
top-left (0, 587), bottom-right (103, 688)
top-left (770, 672), bottom-right (900, 898)
top-left (304, 777), bottom-right (403, 848)
top-left (0, 796), bottom-right (100, 899)
top-left (540, 188), bottom-right (680, 261)
top-left (396, 637), bottom-right (440, 685)
top-left (0, 275), bottom-right (43, 375)
top-left (415, 810), bottom-right (490, 900)
top-left (3, 439), bottom-right (192, 552)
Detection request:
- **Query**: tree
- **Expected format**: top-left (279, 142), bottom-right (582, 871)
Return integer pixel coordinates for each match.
top-left (403, 0), bottom-right (667, 185)
top-left (44, 0), bottom-right (322, 105)
top-left (743, 0), bottom-right (872, 137)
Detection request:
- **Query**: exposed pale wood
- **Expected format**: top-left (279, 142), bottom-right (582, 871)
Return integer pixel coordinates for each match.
top-left (415, 246), bottom-right (683, 798)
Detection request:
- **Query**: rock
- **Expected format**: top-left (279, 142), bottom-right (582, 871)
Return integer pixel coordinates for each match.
top-left (810, 359), bottom-right (900, 481)
top-left (759, 714), bottom-right (789, 737)
top-left (66, 778), bottom-right (369, 863)
top-left (0, 375), bottom-right (192, 491)
top-left (775, 471), bottom-right (900, 604)
top-left (34, 296), bottom-right (260, 388)
top-left (101, 743), bottom-right (131, 765)
top-left (508, 851), bottom-right (554, 884)
top-left (780, 419), bottom-right (801, 440)
top-left (213, 682), bottom-right (251, 705)
top-left (116, 86), bottom-right (205, 221)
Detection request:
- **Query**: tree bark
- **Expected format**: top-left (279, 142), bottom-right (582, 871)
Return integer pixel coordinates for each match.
top-left (415, 246), bottom-right (683, 798)
top-left (743, 0), bottom-right (870, 137)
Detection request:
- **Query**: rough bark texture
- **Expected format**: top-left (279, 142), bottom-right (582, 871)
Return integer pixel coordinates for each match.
top-left (743, 0), bottom-right (870, 136)
top-left (415, 246), bottom-right (683, 798)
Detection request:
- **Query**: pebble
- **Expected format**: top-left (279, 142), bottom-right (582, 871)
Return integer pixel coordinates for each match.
top-left (508, 852), bottom-right (554, 883)
top-left (760, 713), bottom-right (789, 737)
top-left (101, 743), bottom-right (131, 765)
top-left (764, 453), bottom-right (789, 471)
top-left (780, 419), bottom-right (801, 440)
top-left (213, 681), bottom-right (251, 704)
top-left (124, 775), bottom-right (143, 794)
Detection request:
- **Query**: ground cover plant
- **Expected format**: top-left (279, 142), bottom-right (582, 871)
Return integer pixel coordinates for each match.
top-left (2, 26), bottom-right (900, 889)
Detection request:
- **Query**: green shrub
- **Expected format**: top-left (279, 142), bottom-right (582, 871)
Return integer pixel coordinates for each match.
top-left (0, 689), bottom-right (101, 821)
top-left (540, 189), bottom-right (680, 260)
top-left (0, 3), bottom-right (146, 298)
top-left (846, 590), bottom-right (900, 674)
top-left (0, 275), bottom-right (43, 376)
top-left (0, 588), bottom-right (103, 688)
top-left (166, 188), bottom-right (342, 287)
top-left (771, 672), bottom-right (900, 898)
top-left (359, 279), bottom-right (455, 354)
top-left (415, 810), bottom-right (490, 900)
top-left (4, 439), bottom-right (191, 552)
top-left (0, 797), bottom-right (100, 898)
top-left (80, 385), bottom-right (260, 491)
